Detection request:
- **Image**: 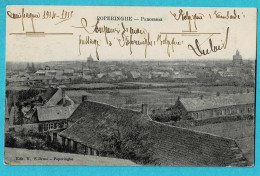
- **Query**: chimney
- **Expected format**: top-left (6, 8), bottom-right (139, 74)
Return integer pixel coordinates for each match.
top-left (82, 95), bottom-right (88, 102)
top-left (141, 104), bottom-right (148, 115)
top-left (62, 89), bottom-right (66, 106)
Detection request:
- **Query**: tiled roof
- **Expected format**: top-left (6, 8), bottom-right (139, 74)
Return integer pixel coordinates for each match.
top-left (45, 88), bottom-right (74, 106)
top-left (55, 75), bottom-right (68, 80)
top-left (59, 101), bottom-right (150, 149)
top-left (63, 69), bottom-right (74, 73)
top-left (65, 90), bottom-right (90, 104)
top-left (59, 100), bottom-right (248, 166)
top-left (7, 76), bottom-right (28, 82)
top-left (180, 93), bottom-right (255, 112)
top-left (46, 88), bottom-right (89, 106)
top-left (45, 88), bottom-right (63, 106)
top-left (31, 75), bottom-right (53, 80)
top-left (37, 104), bottom-right (78, 122)
top-left (35, 70), bottom-right (46, 74)
top-left (150, 121), bottom-right (248, 166)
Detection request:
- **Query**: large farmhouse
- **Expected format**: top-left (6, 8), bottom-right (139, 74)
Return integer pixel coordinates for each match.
top-left (168, 93), bottom-right (255, 120)
top-left (58, 99), bottom-right (150, 156)
top-left (56, 97), bottom-right (248, 166)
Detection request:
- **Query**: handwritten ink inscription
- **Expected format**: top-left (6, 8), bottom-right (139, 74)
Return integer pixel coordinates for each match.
top-left (188, 27), bottom-right (229, 56)
top-left (7, 8), bottom-right (73, 32)
top-left (6, 7), bottom-right (249, 59)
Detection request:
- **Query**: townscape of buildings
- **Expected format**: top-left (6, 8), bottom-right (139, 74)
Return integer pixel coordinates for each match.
top-left (6, 50), bottom-right (255, 88)
top-left (4, 50), bottom-right (256, 166)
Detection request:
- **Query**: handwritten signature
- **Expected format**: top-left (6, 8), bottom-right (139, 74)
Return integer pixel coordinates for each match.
top-left (188, 27), bottom-right (229, 56)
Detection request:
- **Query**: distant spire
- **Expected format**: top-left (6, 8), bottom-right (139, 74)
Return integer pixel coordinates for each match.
top-left (87, 54), bottom-right (94, 61)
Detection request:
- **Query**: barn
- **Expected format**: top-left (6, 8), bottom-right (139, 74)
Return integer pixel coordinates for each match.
top-left (168, 93), bottom-right (255, 120)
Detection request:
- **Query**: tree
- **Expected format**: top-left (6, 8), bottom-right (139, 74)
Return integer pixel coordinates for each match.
top-left (15, 102), bottom-right (24, 125)
top-left (96, 114), bottom-right (155, 164)
top-left (38, 96), bottom-right (43, 103)
top-left (6, 79), bottom-right (9, 86)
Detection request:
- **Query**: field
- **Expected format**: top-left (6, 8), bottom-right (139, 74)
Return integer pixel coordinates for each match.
top-left (4, 148), bottom-right (138, 166)
top-left (190, 86), bottom-right (254, 95)
top-left (188, 120), bottom-right (255, 165)
top-left (86, 88), bottom-right (190, 111)
top-left (83, 85), bottom-right (253, 112)
top-left (116, 82), bottom-right (193, 87)
top-left (68, 83), bottom-right (118, 89)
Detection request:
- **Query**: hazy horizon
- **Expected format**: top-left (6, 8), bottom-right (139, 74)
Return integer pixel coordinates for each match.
top-left (5, 57), bottom-right (256, 63)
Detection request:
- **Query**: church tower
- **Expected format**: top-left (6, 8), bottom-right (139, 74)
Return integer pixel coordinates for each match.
top-left (233, 50), bottom-right (243, 67)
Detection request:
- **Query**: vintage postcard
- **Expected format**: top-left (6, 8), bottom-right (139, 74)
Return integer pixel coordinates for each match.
top-left (4, 5), bottom-right (256, 166)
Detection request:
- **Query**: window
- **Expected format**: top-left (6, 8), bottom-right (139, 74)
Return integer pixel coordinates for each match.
top-left (231, 108), bottom-right (236, 115)
top-left (50, 123), bottom-right (54, 129)
top-left (215, 109), bottom-right (222, 116)
top-left (44, 124), bottom-right (48, 131)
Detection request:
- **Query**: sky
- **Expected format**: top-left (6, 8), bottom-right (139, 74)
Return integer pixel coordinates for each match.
top-left (6, 6), bottom-right (257, 62)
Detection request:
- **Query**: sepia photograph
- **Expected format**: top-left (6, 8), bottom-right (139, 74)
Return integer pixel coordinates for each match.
top-left (4, 5), bottom-right (256, 167)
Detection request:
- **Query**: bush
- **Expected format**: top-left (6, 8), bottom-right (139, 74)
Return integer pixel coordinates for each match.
top-left (24, 138), bottom-right (35, 149)
top-left (27, 129), bottom-right (46, 140)
top-left (5, 130), bottom-right (47, 150)
top-left (46, 141), bottom-right (63, 152)
top-left (5, 133), bottom-right (17, 147)
top-left (96, 115), bottom-right (157, 165)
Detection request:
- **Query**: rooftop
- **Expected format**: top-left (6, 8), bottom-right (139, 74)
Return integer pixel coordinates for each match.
top-left (64, 90), bottom-right (90, 104)
top-left (37, 104), bottom-right (79, 122)
top-left (180, 93), bottom-right (255, 112)
top-left (59, 100), bottom-right (248, 166)
top-left (59, 101), bottom-right (150, 149)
